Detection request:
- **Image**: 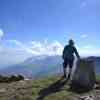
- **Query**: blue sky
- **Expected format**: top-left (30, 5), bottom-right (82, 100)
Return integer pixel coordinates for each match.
top-left (0, 0), bottom-right (99, 67)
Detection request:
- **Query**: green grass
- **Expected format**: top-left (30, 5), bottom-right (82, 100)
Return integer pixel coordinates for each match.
top-left (32, 75), bottom-right (100, 100)
top-left (96, 75), bottom-right (100, 81)
top-left (32, 76), bottom-right (74, 100)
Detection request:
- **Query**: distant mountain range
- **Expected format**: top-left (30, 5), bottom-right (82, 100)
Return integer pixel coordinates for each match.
top-left (0, 55), bottom-right (100, 79)
top-left (0, 55), bottom-right (63, 79)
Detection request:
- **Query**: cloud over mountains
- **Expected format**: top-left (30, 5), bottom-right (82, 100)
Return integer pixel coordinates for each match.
top-left (0, 28), bottom-right (100, 68)
top-left (8, 39), bottom-right (63, 56)
top-left (0, 38), bottom-right (64, 67)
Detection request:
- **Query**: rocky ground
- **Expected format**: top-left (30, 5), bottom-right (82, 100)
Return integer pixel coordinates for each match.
top-left (0, 80), bottom-right (33, 100)
top-left (0, 76), bottom-right (100, 100)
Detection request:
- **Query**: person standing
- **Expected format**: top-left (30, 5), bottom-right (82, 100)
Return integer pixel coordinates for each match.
top-left (62, 39), bottom-right (80, 79)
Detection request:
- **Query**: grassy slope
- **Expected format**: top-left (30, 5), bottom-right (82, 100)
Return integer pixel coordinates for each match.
top-left (32, 75), bottom-right (100, 100)
top-left (32, 76), bottom-right (73, 100)
top-left (0, 75), bottom-right (100, 100)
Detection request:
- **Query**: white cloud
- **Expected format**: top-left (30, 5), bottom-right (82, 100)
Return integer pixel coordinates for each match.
top-left (5, 39), bottom-right (100, 57)
top-left (79, 45), bottom-right (100, 56)
top-left (81, 45), bottom-right (93, 49)
top-left (29, 40), bottom-right (63, 55)
top-left (8, 40), bottom-right (38, 54)
top-left (0, 39), bottom-right (64, 67)
top-left (8, 39), bottom-right (64, 56)
top-left (80, 34), bottom-right (88, 38)
top-left (0, 29), bottom-right (4, 39)
top-left (0, 38), bottom-right (100, 67)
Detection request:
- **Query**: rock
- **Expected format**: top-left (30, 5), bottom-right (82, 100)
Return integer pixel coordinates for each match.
top-left (0, 88), bottom-right (6, 93)
top-left (9, 75), bottom-right (19, 82)
top-left (79, 96), bottom-right (94, 100)
top-left (17, 75), bottom-right (24, 81)
top-left (70, 59), bottom-right (96, 92)
top-left (0, 75), bottom-right (24, 83)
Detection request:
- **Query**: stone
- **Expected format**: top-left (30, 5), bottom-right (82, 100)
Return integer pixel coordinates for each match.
top-left (70, 59), bottom-right (96, 92)
top-left (0, 88), bottom-right (6, 93)
top-left (79, 96), bottom-right (94, 100)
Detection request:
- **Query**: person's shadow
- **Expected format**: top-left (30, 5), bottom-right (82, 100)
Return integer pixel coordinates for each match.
top-left (37, 77), bottom-right (69, 100)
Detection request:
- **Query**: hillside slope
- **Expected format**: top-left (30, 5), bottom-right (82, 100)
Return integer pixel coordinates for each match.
top-left (0, 76), bottom-right (100, 100)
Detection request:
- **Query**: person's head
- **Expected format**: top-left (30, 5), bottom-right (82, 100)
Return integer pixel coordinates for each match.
top-left (68, 39), bottom-right (74, 46)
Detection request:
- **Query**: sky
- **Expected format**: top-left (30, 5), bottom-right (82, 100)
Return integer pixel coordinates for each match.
top-left (0, 0), bottom-right (99, 67)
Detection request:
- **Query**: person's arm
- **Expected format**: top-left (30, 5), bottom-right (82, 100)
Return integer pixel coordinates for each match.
top-left (74, 47), bottom-right (80, 59)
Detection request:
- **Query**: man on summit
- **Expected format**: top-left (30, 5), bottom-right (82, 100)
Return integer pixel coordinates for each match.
top-left (62, 39), bottom-right (80, 79)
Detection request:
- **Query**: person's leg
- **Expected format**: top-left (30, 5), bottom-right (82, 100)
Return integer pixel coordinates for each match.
top-left (67, 68), bottom-right (72, 80)
top-left (67, 60), bottom-right (74, 80)
top-left (63, 61), bottom-right (68, 78)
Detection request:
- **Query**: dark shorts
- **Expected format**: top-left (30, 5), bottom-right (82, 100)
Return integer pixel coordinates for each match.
top-left (63, 59), bottom-right (74, 68)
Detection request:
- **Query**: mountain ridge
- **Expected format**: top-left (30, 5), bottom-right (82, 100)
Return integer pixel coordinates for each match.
top-left (0, 55), bottom-right (100, 79)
